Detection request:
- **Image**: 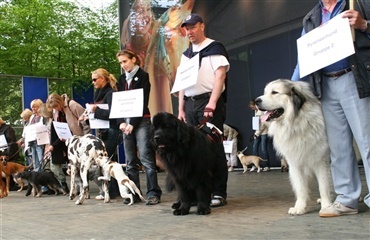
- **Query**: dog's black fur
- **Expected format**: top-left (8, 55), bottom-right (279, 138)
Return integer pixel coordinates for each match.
top-left (14, 170), bottom-right (67, 197)
top-left (151, 112), bottom-right (217, 215)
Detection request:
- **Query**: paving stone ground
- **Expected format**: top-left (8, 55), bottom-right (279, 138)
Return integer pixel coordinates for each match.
top-left (1, 168), bottom-right (369, 240)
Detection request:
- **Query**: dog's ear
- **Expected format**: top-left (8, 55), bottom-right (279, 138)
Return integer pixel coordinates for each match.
top-left (291, 86), bottom-right (306, 115)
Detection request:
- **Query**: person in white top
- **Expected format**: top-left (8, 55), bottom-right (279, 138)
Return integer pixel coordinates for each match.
top-left (178, 13), bottom-right (230, 207)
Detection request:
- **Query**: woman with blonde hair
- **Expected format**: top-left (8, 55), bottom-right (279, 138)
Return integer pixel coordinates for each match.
top-left (87, 68), bottom-right (120, 199)
top-left (28, 99), bottom-right (46, 172)
top-left (17, 108), bottom-right (33, 166)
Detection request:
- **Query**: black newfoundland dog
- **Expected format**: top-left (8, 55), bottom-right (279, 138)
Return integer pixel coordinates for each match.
top-left (152, 112), bottom-right (218, 215)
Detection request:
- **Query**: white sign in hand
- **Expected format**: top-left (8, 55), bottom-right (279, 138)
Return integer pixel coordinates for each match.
top-left (297, 13), bottom-right (355, 78)
top-left (171, 54), bottom-right (199, 93)
top-left (109, 89), bottom-right (144, 119)
top-left (53, 121), bottom-right (72, 140)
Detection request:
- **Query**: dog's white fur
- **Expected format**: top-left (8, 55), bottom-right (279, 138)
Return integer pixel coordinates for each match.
top-left (65, 134), bottom-right (110, 205)
top-left (237, 152), bottom-right (266, 173)
top-left (96, 159), bottom-right (145, 205)
top-left (255, 79), bottom-right (332, 215)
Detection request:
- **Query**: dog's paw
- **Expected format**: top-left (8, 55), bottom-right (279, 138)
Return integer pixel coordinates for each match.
top-left (288, 207), bottom-right (306, 215)
top-left (69, 194), bottom-right (75, 200)
top-left (173, 208), bottom-right (190, 216)
top-left (171, 201), bottom-right (181, 209)
top-left (197, 207), bottom-right (211, 215)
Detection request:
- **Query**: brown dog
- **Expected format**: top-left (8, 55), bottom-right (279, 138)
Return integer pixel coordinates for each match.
top-left (0, 161), bottom-right (6, 198)
top-left (1, 156), bottom-right (31, 194)
top-left (237, 151), bottom-right (267, 173)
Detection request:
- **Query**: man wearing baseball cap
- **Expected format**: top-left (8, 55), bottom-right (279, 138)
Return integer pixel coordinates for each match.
top-left (178, 13), bottom-right (230, 209)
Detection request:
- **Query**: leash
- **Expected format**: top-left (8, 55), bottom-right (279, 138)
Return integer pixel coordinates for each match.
top-left (0, 142), bottom-right (22, 161)
top-left (239, 133), bottom-right (257, 153)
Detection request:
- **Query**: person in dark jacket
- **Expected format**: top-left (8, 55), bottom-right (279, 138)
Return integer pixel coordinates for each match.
top-left (0, 118), bottom-right (19, 162)
top-left (116, 49), bottom-right (162, 205)
top-left (292, 0), bottom-right (370, 218)
top-left (88, 68), bottom-right (120, 200)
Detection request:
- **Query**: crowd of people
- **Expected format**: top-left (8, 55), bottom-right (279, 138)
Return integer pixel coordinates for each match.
top-left (2, 0), bottom-right (370, 218)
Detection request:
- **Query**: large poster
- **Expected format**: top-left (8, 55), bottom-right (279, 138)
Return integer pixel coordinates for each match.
top-left (119, 0), bottom-right (195, 115)
top-left (22, 77), bottom-right (48, 109)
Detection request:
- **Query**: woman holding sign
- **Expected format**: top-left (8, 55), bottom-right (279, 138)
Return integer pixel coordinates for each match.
top-left (116, 49), bottom-right (162, 205)
top-left (45, 93), bottom-right (89, 193)
top-left (87, 68), bottom-right (120, 200)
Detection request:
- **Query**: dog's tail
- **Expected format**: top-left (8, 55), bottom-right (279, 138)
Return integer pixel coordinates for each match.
top-left (24, 162), bottom-right (33, 171)
top-left (259, 158), bottom-right (267, 162)
top-left (123, 180), bottom-right (135, 194)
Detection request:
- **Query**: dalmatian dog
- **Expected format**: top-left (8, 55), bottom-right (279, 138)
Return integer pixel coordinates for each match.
top-left (65, 134), bottom-right (110, 205)
top-left (96, 158), bottom-right (145, 205)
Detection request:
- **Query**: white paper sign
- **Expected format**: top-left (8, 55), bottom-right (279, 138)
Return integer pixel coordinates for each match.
top-left (86, 103), bottom-right (110, 129)
top-left (171, 54), bottom-right (199, 93)
top-left (223, 140), bottom-right (233, 154)
top-left (109, 89), bottom-right (144, 119)
top-left (35, 125), bottom-right (50, 145)
top-left (252, 117), bottom-right (260, 130)
top-left (24, 122), bottom-right (42, 143)
top-left (297, 13), bottom-right (355, 78)
top-left (53, 121), bottom-right (72, 140)
top-left (0, 134), bottom-right (8, 150)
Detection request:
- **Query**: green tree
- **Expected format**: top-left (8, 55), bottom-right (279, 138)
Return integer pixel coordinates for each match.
top-left (0, 0), bottom-right (120, 133)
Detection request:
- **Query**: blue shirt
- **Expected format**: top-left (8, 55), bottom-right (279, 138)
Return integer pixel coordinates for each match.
top-left (292, 0), bottom-right (349, 80)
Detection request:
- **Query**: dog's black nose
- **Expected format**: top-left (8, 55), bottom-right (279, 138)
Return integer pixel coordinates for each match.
top-left (255, 98), bottom-right (262, 104)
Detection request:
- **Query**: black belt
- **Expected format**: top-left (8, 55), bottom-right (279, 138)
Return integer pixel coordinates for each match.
top-left (323, 67), bottom-right (351, 78)
top-left (184, 92), bottom-right (211, 101)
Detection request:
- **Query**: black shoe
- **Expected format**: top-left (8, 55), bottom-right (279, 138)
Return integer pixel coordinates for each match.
top-left (123, 195), bottom-right (142, 204)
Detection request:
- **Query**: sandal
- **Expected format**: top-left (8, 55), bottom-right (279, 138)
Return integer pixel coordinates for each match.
top-left (210, 195), bottom-right (227, 207)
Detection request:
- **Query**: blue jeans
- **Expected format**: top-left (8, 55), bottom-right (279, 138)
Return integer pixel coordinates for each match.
top-left (29, 141), bottom-right (44, 172)
top-left (322, 71), bottom-right (370, 209)
top-left (123, 118), bottom-right (162, 198)
top-left (252, 134), bottom-right (269, 167)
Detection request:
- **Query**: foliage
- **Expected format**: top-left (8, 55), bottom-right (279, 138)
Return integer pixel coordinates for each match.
top-left (0, 0), bottom-right (120, 135)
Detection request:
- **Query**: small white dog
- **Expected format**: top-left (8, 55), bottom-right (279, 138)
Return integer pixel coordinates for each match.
top-left (97, 159), bottom-right (144, 205)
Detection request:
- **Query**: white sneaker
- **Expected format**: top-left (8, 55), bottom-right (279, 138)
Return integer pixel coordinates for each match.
top-left (319, 201), bottom-right (358, 217)
top-left (250, 166), bottom-right (256, 172)
top-left (228, 166), bottom-right (234, 172)
top-left (263, 167), bottom-right (270, 172)
top-left (95, 195), bottom-right (104, 200)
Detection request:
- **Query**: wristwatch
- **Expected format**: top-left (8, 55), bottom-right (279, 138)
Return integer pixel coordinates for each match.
top-left (361, 20), bottom-right (370, 33)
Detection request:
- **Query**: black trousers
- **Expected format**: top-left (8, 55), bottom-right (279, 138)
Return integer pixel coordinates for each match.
top-left (184, 96), bottom-right (228, 199)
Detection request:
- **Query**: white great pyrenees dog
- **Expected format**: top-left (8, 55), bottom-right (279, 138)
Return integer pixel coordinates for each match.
top-left (255, 79), bottom-right (332, 215)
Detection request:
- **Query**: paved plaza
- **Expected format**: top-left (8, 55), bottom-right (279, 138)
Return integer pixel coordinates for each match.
top-left (1, 168), bottom-right (369, 240)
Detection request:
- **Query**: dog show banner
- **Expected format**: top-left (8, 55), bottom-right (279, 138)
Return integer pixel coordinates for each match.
top-left (171, 54), bottom-right (199, 94)
top-left (297, 13), bottom-right (355, 78)
top-left (109, 89), bottom-right (143, 119)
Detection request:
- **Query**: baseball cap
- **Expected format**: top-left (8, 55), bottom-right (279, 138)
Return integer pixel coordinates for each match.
top-left (181, 13), bottom-right (204, 28)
